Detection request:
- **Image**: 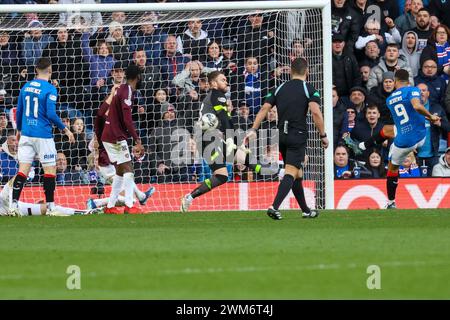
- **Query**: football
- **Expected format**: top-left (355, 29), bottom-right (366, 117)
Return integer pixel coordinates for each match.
top-left (200, 113), bottom-right (219, 131)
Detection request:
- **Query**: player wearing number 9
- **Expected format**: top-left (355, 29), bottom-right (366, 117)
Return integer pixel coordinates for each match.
top-left (8, 57), bottom-right (75, 217)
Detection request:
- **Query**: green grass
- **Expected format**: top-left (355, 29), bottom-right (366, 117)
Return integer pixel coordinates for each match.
top-left (1, 209), bottom-right (450, 299)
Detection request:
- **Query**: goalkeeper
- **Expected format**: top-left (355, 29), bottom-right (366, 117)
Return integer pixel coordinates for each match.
top-left (180, 71), bottom-right (265, 212)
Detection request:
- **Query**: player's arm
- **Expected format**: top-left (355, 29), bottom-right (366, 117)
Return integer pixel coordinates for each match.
top-left (16, 90), bottom-right (24, 140)
top-left (46, 88), bottom-right (75, 143)
top-left (411, 98), bottom-right (440, 123)
top-left (121, 95), bottom-right (140, 145)
top-left (307, 85), bottom-right (328, 148)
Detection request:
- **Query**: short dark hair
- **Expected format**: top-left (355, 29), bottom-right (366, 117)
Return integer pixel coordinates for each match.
top-left (394, 69), bottom-right (410, 82)
top-left (418, 7), bottom-right (430, 15)
top-left (207, 70), bottom-right (224, 83)
top-left (36, 57), bottom-right (51, 71)
top-left (291, 57), bottom-right (308, 75)
top-left (386, 43), bottom-right (399, 50)
top-left (125, 64), bottom-right (141, 80)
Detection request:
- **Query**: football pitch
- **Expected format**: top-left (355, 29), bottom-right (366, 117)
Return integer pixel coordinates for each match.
top-left (1, 209), bottom-right (449, 299)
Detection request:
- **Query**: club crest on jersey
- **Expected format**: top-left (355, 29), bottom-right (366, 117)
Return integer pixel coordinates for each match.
top-left (49, 94), bottom-right (57, 101)
top-left (124, 99), bottom-right (132, 106)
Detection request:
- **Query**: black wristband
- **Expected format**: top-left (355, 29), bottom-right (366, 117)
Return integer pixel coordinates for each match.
top-left (320, 133), bottom-right (327, 138)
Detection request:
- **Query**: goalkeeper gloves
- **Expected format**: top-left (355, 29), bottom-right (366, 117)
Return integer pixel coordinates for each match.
top-left (225, 138), bottom-right (237, 157)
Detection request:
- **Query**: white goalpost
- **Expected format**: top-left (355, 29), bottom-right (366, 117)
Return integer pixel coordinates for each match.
top-left (0, 1), bottom-right (334, 211)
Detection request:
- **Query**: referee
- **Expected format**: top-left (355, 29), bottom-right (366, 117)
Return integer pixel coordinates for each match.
top-left (246, 57), bottom-right (329, 220)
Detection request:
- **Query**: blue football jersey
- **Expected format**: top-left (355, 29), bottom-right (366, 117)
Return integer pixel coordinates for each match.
top-left (386, 86), bottom-right (426, 148)
top-left (16, 79), bottom-right (66, 139)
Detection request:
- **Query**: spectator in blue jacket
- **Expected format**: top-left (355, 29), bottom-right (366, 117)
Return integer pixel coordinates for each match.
top-left (0, 133), bottom-right (18, 183)
top-left (21, 20), bottom-right (54, 67)
top-left (414, 59), bottom-right (447, 106)
top-left (153, 35), bottom-right (190, 98)
top-left (399, 152), bottom-right (421, 178)
top-left (129, 13), bottom-right (167, 60)
top-left (81, 30), bottom-right (116, 87)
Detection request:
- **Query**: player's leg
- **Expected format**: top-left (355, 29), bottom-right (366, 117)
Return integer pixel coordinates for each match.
top-left (268, 164), bottom-right (298, 220)
top-left (9, 137), bottom-right (35, 216)
top-left (291, 168), bottom-right (318, 218)
top-left (181, 166), bottom-right (228, 213)
top-left (345, 125), bottom-right (395, 155)
top-left (17, 202), bottom-right (100, 216)
top-left (116, 160), bottom-right (143, 214)
top-left (102, 142), bottom-right (126, 213)
top-left (37, 137), bottom-right (59, 214)
top-left (385, 142), bottom-right (410, 209)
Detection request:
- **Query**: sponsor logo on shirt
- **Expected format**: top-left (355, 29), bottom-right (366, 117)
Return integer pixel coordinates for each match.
top-left (44, 153), bottom-right (55, 160)
top-left (49, 94), bottom-right (57, 101)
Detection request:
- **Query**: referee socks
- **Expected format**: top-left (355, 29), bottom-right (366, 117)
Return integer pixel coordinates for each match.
top-left (292, 178), bottom-right (310, 213)
top-left (272, 174), bottom-right (295, 210)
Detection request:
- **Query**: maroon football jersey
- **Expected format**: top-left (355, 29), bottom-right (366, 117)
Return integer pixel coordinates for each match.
top-left (101, 84), bottom-right (139, 144)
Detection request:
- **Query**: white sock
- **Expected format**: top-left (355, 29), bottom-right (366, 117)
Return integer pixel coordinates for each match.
top-left (359, 142), bottom-right (366, 150)
top-left (107, 175), bottom-right (124, 208)
top-left (47, 202), bottom-right (56, 211)
top-left (54, 206), bottom-right (79, 215)
top-left (133, 183), bottom-right (145, 201)
top-left (123, 172), bottom-right (135, 208)
top-left (95, 195), bottom-right (127, 207)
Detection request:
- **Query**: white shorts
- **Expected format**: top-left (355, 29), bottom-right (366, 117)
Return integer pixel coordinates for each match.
top-left (103, 140), bottom-right (131, 165)
top-left (389, 138), bottom-right (425, 166)
top-left (18, 136), bottom-right (57, 166)
top-left (99, 164), bottom-right (116, 183)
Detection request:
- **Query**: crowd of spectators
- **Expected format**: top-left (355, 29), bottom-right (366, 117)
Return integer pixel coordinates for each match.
top-left (332, 0), bottom-right (450, 179)
top-left (0, 0), bottom-right (449, 188)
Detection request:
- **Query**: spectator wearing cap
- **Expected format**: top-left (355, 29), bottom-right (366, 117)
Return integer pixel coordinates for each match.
top-left (0, 30), bottom-right (19, 77)
top-left (414, 59), bottom-right (447, 106)
top-left (368, 71), bottom-right (396, 124)
top-left (344, 105), bottom-right (357, 135)
top-left (221, 37), bottom-right (239, 90)
top-left (367, 43), bottom-right (413, 91)
top-left (21, 19), bottom-right (54, 67)
top-left (332, 32), bottom-right (361, 97)
top-left (176, 19), bottom-right (210, 62)
top-left (399, 30), bottom-right (421, 77)
top-left (415, 83), bottom-right (450, 175)
top-left (331, 0), bottom-right (361, 54)
top-left (106, 21), bottom-right (131, 61)
top-left (0, 133), bottom-right (18, 183)
top-left (129, 12), bottom-right (167, 60)
top-left (81, 30), bottom-right (116, 87)
top-left (42, 24), bottom-right (87, 108)
top-left (347, 86), bottom-right (368, 121)
top-left (149, 102), bottom-right (190, 183)
top-left (432, 147), bottom-right (450, 177)
top-left (350, 104), bottom-right (385, 161)
top-left (233, 100), bottom-right (253, 132)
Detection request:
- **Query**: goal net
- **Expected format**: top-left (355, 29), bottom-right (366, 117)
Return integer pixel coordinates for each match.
top-left (0, 1), bottom-right (333, 211)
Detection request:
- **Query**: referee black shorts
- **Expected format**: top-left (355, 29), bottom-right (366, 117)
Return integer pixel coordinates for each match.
top-left (279, 129), bottom-right (307, 169)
